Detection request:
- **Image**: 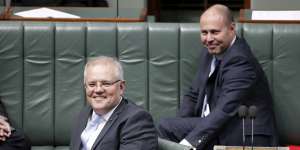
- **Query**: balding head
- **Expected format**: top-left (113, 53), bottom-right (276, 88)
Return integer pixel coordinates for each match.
top-left (200, 4), bottom-right (234, 26)
top-left (199, 4), bottom-right (236, 55)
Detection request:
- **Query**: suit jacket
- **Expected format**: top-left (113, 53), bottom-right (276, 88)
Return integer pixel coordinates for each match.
top-left (179, 37), bottom-right (278, 149)
top-left (70, 98), bottom-right (158, 150)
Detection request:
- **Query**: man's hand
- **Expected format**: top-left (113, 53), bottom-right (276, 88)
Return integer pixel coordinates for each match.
top-left (0, 116), bottom-right (11, 141)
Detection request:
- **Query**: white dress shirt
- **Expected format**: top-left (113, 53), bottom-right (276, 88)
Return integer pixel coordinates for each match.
top-left (81, 98), bottom-right (122, 150)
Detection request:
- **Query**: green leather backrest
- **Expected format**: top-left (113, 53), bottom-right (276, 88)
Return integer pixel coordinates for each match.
top-left (242, 23), bottom-right (300, 145)
top-left (272, 24), bottom-right (300, 145)
top-left (0, 22), bottom-right (300, 148)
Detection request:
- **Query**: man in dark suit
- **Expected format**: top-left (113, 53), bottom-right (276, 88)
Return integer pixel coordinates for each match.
top-left (157, 4), bottom-right (278, 150)
top-left (70, 56), bottom-right (158, 150)
top-left (0, 98), bottom-right (31, 150)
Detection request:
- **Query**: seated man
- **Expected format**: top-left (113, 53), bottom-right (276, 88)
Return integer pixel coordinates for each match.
top-left (70, 56), bottom-right (158, 150)
top-left (0, 98), bottom-right (31, 150)
top-left (157, 4), bottom-right (278, 150)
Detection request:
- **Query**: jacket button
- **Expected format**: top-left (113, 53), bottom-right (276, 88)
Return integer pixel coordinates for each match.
top-left (198, 139), bottom-right (202, 143)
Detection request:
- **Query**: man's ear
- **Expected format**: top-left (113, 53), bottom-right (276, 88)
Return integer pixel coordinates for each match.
top-left (230, 22), bottom-right (236, 31)
top-left (120, 80), bottom-right (126, 91)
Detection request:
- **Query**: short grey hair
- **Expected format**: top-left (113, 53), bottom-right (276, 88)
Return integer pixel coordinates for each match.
top-left (84, 56), bottom-right (124, 84)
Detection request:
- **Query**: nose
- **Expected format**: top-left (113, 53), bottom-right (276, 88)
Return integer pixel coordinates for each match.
top-left (94, 82), bottom-right (104, 93)
top-left (206, 33), bottom-right (214, 42)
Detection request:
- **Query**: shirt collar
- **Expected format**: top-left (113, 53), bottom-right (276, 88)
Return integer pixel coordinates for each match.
top-left (230, 35), bottom-right (237, 48)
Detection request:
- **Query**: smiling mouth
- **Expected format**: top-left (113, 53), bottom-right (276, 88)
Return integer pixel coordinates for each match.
top-left (208, 45), bottom-right (217, 50)
top-left (93, 96), bottom-right (106, 100)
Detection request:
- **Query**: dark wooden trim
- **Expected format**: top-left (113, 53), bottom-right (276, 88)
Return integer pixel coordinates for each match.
top-left (148, 0), bottom-right (160, 20)
top-left (239, 9), bottom-right (245, 21)
top-left (0, 7), bottom-right (12, 20)
top-left (244, 0), bottom-right (251, 9)
top-left (204, 0), bottom-right (208, 10)
top-left (140, 8), bottom-right (147, 21)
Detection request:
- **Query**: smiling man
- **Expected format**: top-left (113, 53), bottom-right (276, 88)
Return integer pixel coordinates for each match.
top-left (157, 4), bottom-right (278, 150)
top-left (70, 56), bottom-right (157, 150)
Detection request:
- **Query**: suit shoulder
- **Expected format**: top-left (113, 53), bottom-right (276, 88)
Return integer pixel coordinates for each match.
top-left (126, 99), bottom-right (148, 112)
top-left (223, 38), bottom-right (256, 62)
top-left (122, 99), bottom-right (152, 117)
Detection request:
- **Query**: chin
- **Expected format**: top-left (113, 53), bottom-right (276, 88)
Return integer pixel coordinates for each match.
top-left (90, 100), bottom-right (105, 108)
top-left (208, 50), bottom-right (217, 55)
top-left (209, 49), bottom-right (222, 55)
top-left (92, 104), bottom-right (106, 110)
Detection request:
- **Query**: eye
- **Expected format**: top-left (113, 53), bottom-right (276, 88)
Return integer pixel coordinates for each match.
top-left (88, 83), bottom-right (96, 87)
top-left (211, 30), bottom-right (220, 35)
top-left (101, 81), bottom-right (112, 87)
top-left (201, 30), bottom-right (207, 36)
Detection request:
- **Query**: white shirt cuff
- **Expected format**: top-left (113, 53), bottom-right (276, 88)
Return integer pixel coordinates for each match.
top-left (179, 139), bottom-right (196, 149)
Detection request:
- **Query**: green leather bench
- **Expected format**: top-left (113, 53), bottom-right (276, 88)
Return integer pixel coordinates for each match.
top-left (0, 22), bottom-right (299, 149)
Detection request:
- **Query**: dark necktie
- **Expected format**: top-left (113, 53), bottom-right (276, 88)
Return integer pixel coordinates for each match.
top-left (206, 58), bottom-right (221, 106)
top-left (201, 58), bottom-right (221, 117)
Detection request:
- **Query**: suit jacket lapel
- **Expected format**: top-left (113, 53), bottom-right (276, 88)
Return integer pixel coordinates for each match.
top-left (199, 51), bottom-right (213, 97)
top-left (196, 52), bottom-right (213, 115)
top-left (203, 53), bottom-right (213, 85)
top-left (211, 37), bottom-right (240, 109)
top-left (91, 99), bottom-right (126, 149)
top-left (74, 106), bottom-right (93, 150)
